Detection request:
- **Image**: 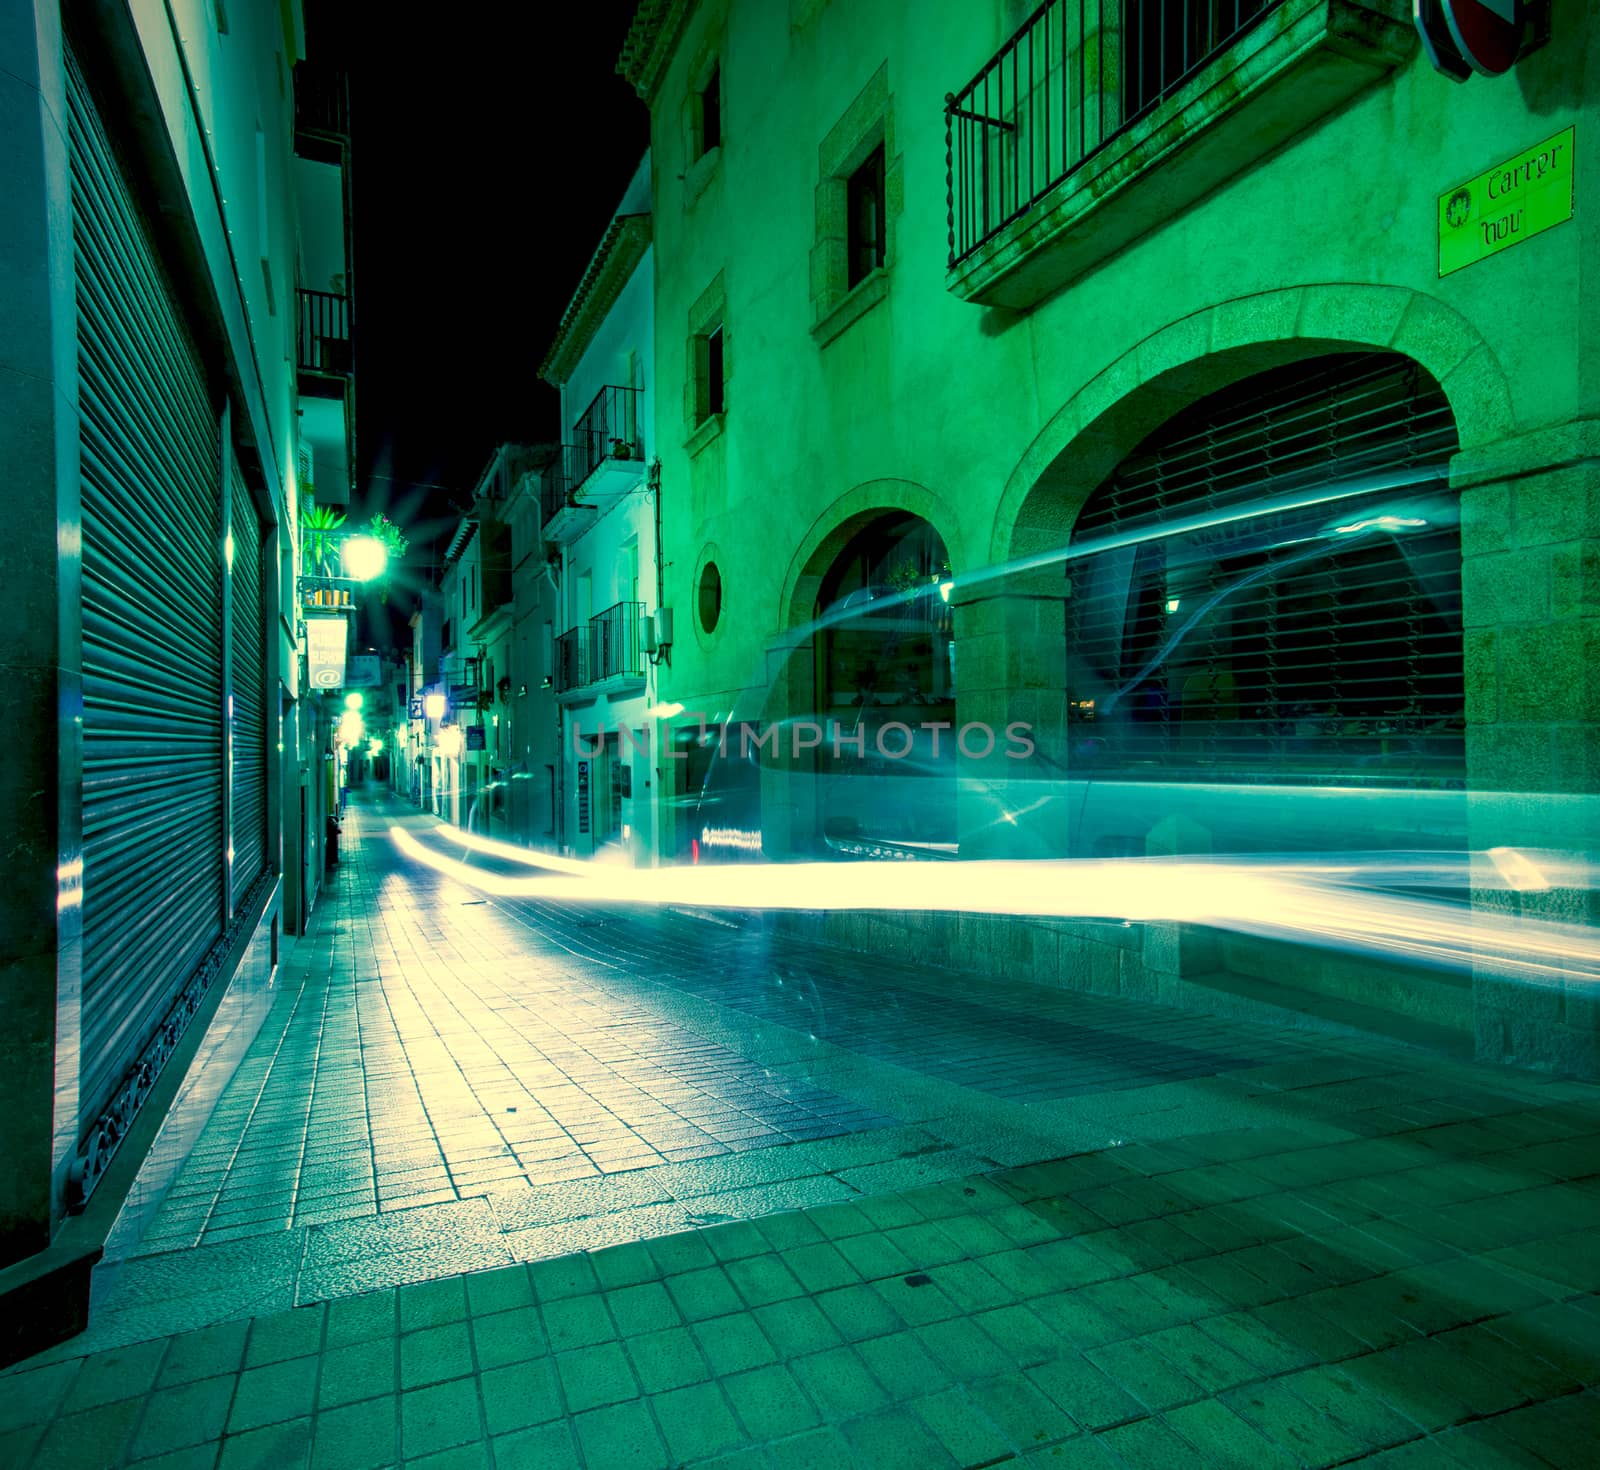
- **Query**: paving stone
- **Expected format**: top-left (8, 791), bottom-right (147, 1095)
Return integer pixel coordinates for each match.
top-left (479, 1358), bottom-right (562, 1436)
top-left (652, 1380), bottom-right (745, 1463)
top-left (556, 1340), bottom-right (637, 1412)
top-left (400, 1321), bottom-right (474, 1390)
top-left (130, 1374), bottom-right (236, 1459)
top-left (218, 1414), bottom-right (313, 1468)
top-left (400, 1377), bottom-right (482, 1459)
top-left (571, 1398), bottom-right (670, 1469)
top-left (228, 1353), bottom-right (318, 1433)
top-left (625, 1326), bottom-right (710, 1395)
top-left (312, 1394), bottom-right (396, 1470)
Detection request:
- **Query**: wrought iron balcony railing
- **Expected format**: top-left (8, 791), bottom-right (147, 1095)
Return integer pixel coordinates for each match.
top-left (572, 385), bottom-right (641, 487)
top-left (293, 61), bottom-right (350, 143)
top-left (946, 0), bottom-right (1282, 267)
top-left (554, 601), bottom-right (645, 693)
top-left (297, 289), bottom-right (352, 376)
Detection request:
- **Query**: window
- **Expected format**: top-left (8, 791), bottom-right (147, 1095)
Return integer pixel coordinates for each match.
top-left (846, 145), bottom-right (886, 289)
top-left (698, 65), bottom-right (722, 157)
top-left (810, 66), bottom-right (899, 343)
top-left (703, 326), bottom-right (725, 417)
top-left (698, 560), bottom-right (723, 634)
top-left (686, 273), bottom-right (728, 442)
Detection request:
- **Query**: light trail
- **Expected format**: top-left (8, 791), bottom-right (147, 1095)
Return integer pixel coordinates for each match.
top-left (390, 824), bottom-right (1600, 986)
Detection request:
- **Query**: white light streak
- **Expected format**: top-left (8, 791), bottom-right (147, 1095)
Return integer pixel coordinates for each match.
top-left (390, 825), bottom-right (1600, 987)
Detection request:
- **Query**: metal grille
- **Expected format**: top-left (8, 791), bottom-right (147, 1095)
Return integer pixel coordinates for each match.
top-left (231, 464), bottom-right (268, 896)
top-left (946, 0), bottom-right (1284, 266)
top-left (70, 50), bottom-right (226, 1132)
top-left (1066, 353), bottom-right (1464, 787)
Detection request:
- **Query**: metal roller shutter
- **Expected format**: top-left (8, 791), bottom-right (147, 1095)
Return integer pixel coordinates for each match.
top-left (1066, 352), bottom-right (1463, 788)
top-left (231, 462), bottom-right (268, 895)
top-left (69, 51), bottom-right (226, 1134)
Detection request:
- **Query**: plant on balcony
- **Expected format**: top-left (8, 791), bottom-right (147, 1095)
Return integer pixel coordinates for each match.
top-left (609, 437), bottom-right (634, 460)
top-left (301, 502), bottom-right (347, 577)
top-left (363, 511), bottom-right (411, 603)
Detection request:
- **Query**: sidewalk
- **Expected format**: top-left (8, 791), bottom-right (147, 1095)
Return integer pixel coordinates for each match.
top-left (3, 791), bottom-right (1597, 1467)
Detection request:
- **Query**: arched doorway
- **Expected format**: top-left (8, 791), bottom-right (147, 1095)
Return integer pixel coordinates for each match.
top-left (807, 512), bottom-right (956, 857)
top-left (1062, 350), bottom-right (1463, 854)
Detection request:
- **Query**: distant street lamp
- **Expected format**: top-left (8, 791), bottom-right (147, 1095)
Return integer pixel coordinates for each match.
top-left (344, 691), bottom-right (364, 710)
top-left (342, 534), bottom-right (389, 582)
top-left (423, 691), bottom-right (447, 721)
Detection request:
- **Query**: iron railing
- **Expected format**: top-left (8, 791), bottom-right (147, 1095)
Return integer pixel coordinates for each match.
top-left (293, 61), bottom-right (350, 141)
top-left (554, 601), bottom-right (645, 692)
top-left (539, 449), bottom-right (577, 526)
top-left (572, 385), bottom-right (642, 486)
top-left (590, 600), bottom-right (644, 682)
top-left (553, 626), bottom-right (589, 693)
top-left (296, 289), bottom-right (351, 375)
top-left (945, 0), bottom-right (1282, 267)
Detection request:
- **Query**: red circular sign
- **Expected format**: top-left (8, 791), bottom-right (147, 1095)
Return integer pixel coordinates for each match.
top-left (1442, 0), bottom-right (1521, 76)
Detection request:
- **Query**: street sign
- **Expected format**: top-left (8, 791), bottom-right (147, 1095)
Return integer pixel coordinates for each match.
top-left (1415, 0), bottom-right (1527, 81)
top-left (1439, 127), bottom-right (1574, 276)
top-left (408, 697), bottom-right (423, 720)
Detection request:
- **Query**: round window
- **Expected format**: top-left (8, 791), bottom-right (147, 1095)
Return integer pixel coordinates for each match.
top-left (698, 560), bottom-right (723, 635)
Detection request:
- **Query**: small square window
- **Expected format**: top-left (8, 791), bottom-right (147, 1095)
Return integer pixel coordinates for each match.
top-left (698, 65), bottom-right (722, 158)
top-left (847, 145), bottom-right (886, 289)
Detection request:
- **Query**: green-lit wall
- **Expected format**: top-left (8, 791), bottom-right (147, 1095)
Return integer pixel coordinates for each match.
top-left (639, 0), bottom-right (1598, 1073)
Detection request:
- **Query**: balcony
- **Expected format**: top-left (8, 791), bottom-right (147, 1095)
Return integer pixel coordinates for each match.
top-left (297, 289), bottom-right (352, 383)
top-left (571, 385), bottom-right (645, 509)
top-left (554, 601), bottom-right (646, 696)
top-left (944, 0), bottom-right (1413, 310)
top-left (299, 574), bottom-right (360, 613)
top-left (538, 451), bottom-right (593, 545)
top-left (293, 61), bottom-right (350, 161)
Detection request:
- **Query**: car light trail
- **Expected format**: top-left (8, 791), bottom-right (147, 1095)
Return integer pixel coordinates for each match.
top-left (390, 825), bottom-right (1600, 986)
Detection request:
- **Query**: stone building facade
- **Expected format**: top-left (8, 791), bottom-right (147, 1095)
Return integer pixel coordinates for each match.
top-left (621, 0), bottom-right (1598, 1074)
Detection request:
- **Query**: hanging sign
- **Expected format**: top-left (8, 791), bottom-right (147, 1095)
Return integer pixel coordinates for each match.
top-left (1439, 127), bottom-right (1573, 276)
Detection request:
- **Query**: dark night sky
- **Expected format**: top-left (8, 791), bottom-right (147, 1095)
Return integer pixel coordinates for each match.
top-left (310, 7), bottom-right (649, 651)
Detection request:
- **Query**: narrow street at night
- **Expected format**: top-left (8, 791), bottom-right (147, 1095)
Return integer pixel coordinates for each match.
top-left (6, 0), bottom-right (1598, 1465)
top-left (3, 792), bottom-right (1598, 1466)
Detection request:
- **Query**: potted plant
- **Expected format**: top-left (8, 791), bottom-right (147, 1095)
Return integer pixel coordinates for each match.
top-left (301, 502), bottom-right (347, 579)
top-left (609, 437), bottom-right (634, 460)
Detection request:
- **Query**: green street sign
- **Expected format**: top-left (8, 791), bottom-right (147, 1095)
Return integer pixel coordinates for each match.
top-left (1440, 127), bottom-right (1575, 277)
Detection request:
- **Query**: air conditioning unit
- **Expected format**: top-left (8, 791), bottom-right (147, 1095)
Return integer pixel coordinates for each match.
top-left (641, 606), bottom-right (673, 654)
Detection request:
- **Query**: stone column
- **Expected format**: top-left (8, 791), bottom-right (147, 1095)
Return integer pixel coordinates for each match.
top-left (1458, 422), bottom-right (1600, 1077)
top-left (0, 0), bottom-right (94, 1358)
top-left (952, 567), bottom-right (1073, 860)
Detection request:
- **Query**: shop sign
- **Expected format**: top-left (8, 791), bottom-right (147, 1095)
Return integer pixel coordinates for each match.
top-left (1439, 127), bottom-right (1573, 276)
top-left (346, 654), bottom-right (382, 688)
top-left (466, 725), bottom-right (486, 751)
top-left (304, 615), bottom-right (347, 689)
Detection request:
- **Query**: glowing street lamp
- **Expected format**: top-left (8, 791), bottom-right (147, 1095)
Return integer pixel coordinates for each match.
top-left (342, 534), bottom-right (389, 582)
top-left (423, 691), bottom-right (447, 721)
top-left (344, 691), bottom-right (364, 711)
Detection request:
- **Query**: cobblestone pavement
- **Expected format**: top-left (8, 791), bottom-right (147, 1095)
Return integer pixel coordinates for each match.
top-left (4, 791), bottom-right (1598, 1467)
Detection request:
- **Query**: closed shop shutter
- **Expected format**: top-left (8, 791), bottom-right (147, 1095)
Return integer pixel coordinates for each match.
top-left (1067, 352), bottom-right (1463, 788)
top-left (69, 50), bottom-right (226, 1133)
top-left (231, 462), bottom-right (268, 895)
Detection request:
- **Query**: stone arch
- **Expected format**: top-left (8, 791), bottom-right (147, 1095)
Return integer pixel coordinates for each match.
top-left (760, 480), bottom-right (964, 859)
top-left (992, 284), bottom-right (1514, 567)
top-left (776, 478), bottom-right (968, 635)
